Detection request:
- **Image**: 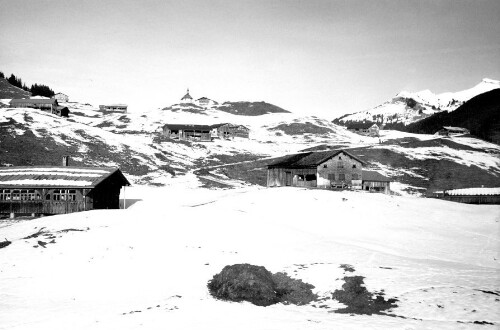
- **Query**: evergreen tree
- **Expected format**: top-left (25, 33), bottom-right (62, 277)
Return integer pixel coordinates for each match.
top-left (30, 83), bottom-right (55, 97)
top-left (0, 71), bottom-right (4, 79)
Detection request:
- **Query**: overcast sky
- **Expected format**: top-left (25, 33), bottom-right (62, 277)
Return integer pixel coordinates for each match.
top-left (1, 0), bottom-right (499, 117)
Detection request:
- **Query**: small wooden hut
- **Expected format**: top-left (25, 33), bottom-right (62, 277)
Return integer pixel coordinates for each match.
top-left (361, 170), bottom-right (391, 194)
top-left (0, 166), bottom-right (130, 217)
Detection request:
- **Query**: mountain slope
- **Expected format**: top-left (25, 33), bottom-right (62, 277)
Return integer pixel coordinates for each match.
top-left (404, 89), bottom-right (500, 144)
top-left (1, 97), bottom-right (499, 193)
top-left (333, 78), bottom-right (500, 126)
top-left (0, 78), bottom-right (31, 100)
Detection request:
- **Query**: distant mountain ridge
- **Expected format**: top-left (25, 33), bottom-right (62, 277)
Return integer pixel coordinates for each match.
top-left (164, 100), bottom-right (290, 116)
top-left (333, 78), bottom-right (500, 126)
top-left (404, 88), bottom-right (500, 144)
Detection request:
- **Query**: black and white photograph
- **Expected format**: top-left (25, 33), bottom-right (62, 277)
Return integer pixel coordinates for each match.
top-left (0, 0), bottom-right (499, 329)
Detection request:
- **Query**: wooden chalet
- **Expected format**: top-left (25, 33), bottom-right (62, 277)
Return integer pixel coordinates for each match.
top-left (347, 123), bottom-right (379, 137)
top-left (54, 92), bottom-right (69, 102)
top-left (211, 123), bottom-right (250, 139)
top-left (9, 98), bottom-right (69, 117)
top-left (99, 104), bottom-right (128, 113)
top-left (163, 124), bottom-right (213, 141)
top-left (162, 123), bottom-right (250, 141)
top-left (267, 150), bottom-right (391, 193)
top-left (267, 150), bottom-right (366, 189)
top-left (361, 170), bottom-right (391, 193)
top-left (435, 126), bottom-right (470, 136)
top-left (0, 165), bottom-right (130, 217)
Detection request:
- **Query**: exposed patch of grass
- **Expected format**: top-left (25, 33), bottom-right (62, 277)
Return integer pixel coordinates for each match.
top-left (270, 122), bottom-right (333, 135)
top-left (332, 276), bottom-right (398, 315)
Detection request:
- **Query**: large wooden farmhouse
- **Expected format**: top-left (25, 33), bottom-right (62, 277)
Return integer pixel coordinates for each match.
top-left (163, 123), bottom-right (250, 141)
top-left (347, 123), bottom-right (379, 137)
top-left (267, 149), bottom-right (390, 193)
top-left (0, 165), bottom-right (130, 217)
top-left (9, 98), bottom-right (69, 117)
top-left (163, 124), bottom-right (213, 141)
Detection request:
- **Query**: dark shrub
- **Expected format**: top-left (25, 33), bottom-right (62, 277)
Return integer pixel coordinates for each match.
top-left (208, 264), bottom-right (318, 307)
top-left (0, 239), bottom-right (11, 249)
top-left (208, 264), bottom-right (279, 306)
top-left (272, 272), bottom-right (317, 305)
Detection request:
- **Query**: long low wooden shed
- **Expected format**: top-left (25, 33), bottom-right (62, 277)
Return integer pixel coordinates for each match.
top-left (0, 166), bottom-right (130, 217)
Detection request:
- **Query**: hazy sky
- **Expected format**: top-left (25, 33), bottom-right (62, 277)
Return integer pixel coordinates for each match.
top-left (1, 0), bottom-right (499, 117)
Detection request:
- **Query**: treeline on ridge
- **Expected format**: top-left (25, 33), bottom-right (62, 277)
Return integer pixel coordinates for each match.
top-left (0, 70), bottom-right (55, 98)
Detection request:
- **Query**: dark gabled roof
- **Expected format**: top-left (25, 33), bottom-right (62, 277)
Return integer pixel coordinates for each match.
top-left (362, 170), bottom-right (390, 182)
top-left (347, 122), bottom-right (378, 130)
top-left (268, 150), bottom-right (367, 169)
top-left (10, 98), bottom-right (58, 105)
top-left (0, 166), bottom-right (130, 188)
top-left (163, 124), bottom-right (213, 131)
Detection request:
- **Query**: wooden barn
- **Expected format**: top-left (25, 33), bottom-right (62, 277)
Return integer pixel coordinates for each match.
top-left (432, 187), bottom-right (500, 204)
top-left (163, 124), bottom-right (213, 141)
top-left (9, 98), bottom-right (69, 117)
top-left (267, 150), bottom-right (366, 189)
top-left (361, 170), bottom-right (391, 193)
top-left (211, 123), bottom-right (250, 139)
top-left (0, 165), bottom-right (130, 217)
top-left (435, 126), bottom-right (470, 136)
top-left (347, 123), bottom-right (379, 137)
top-left (99, 104), bottom-right (128, 113)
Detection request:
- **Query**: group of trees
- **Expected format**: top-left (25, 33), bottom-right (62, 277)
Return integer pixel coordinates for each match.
top-left (1, 70), bottom-right (55, 98)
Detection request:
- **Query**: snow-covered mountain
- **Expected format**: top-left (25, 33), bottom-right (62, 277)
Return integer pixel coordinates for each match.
top-left (334, 78), bottom-right (500, 126)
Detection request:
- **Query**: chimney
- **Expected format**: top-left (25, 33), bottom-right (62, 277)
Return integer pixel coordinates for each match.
top-left (62, 156), bottom-right (70, 167)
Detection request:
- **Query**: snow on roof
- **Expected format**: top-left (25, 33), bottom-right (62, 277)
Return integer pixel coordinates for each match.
top-left (100, 104), bottom-right (127, 107)
top-left (0, 166), bottom-right (129, 188)
top-left (10, 98), bottom-right (57, 105)
top-left (443, 126), bottom-right (469, 132)
top-left (446, 187), bottom-right (500, 196)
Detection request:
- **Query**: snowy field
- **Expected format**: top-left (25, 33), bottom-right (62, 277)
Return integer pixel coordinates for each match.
top-left (1, 180), bottom-right (499, 329)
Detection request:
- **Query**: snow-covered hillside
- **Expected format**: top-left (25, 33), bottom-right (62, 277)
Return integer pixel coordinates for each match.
top-left (1, 99), bottom-right (499, 191)
top-left (0, 184), bottom-right (499, 329)
top-left (334, 78), bottom-right (500, 126)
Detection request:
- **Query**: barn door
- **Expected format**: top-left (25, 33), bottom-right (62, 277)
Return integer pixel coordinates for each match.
top-left (285, 172), bottom-right (292, 186)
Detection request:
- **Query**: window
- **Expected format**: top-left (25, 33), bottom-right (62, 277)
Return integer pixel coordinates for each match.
top-left (339, 157), bottom-right (342, 160)
top-left (0, 189), bottom-right (11, 201)
top-left (337, 161), bottom-right (344, 168)
top-left (328, 174), bottom-right (335, 181)
top-left (339, 174), bottom-right (346, 181)
top-left (352, 173), bottom-right (359, 180)
top-left (297, 175), bottom-right (305, 181)
top-left (53, 189), bottom-right (77, 201)
top-left (305, 174), bottom-right (316, 181)
top-left (352, 164), bottom-right (357, 168)
top-left (323, 164), bottom-right (327, 168)
top-left (12, 190), bottom-right (20, 201)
